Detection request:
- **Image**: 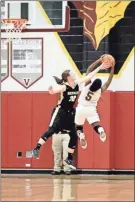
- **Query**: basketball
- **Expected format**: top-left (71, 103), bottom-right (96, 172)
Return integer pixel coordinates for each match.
top-left (101, 54), bottom-right (115, 69)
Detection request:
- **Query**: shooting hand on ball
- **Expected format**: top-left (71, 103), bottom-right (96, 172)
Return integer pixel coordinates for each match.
top-left (100, 62), bottom-right (110, 70)
top-left (100, 54), bottom-right (115, 68)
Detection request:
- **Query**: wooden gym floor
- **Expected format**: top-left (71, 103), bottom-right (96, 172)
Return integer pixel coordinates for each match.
top-left (2, 174), bottom-right (134, 201)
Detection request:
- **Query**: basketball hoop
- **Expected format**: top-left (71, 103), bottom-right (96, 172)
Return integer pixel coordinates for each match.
top-left (1, 18), bottom-right (27, 43)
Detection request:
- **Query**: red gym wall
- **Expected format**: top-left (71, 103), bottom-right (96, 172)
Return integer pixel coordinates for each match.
top-left (1, 91), bottom-right (134, 170)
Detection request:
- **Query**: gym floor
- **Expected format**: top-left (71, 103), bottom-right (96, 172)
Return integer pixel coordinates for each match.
top-left (2, 174), bottom-right (134, 201)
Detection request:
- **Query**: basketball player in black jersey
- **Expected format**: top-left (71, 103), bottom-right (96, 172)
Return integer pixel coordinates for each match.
top-left (31, 62), bottom-right (109, 168)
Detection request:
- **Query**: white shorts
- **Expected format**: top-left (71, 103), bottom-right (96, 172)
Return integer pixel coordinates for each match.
top-left (75, 104), bottom-right (100, 125)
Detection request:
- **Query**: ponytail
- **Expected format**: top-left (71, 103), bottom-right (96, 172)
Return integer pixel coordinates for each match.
top-left (53, 76), bottom-right (64, 85)
top-left (53, 70), bottom-right (70, 85)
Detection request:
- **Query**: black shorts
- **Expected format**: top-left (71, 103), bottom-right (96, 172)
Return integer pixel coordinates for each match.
top-left (49, 106), bottom-right (75, 133)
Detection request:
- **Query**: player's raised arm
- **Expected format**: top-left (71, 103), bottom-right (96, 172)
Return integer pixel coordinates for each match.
top-left (48, 75), bottom-right (66, 94)
top-left (48, 85), bottom-right (66, 94)
top-left (101, 64), bottom-right (114, 92)
top-left (76, 62), bottom-right (109, 85)
top-left (86, 58), bottom-right (101, 75)
top-left (86, 54), bottom-right (109, 75)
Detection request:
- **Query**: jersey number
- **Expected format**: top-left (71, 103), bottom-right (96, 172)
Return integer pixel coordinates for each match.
top-left (85, 91), bottom-right (93, 101)
top-left (69, 96), bottom-right (76, 102)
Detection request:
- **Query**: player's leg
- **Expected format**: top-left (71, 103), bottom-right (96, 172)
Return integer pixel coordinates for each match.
top-left (92, 121), bottom-right (107, 142)
top-left (75, 106), bottom-right (87, 149)
top-left (62, 133), bottom-right (71, 175)
top-left (32, 106), bottom-right (62, 158)
top-left (52, 133), bottom-right (63, 175)
top-left (32, 126), bottom-right (57, 158)
top-left (87, 110), bottom-right (106, 142)
top-left (64, 127), bottom-right (78, 169)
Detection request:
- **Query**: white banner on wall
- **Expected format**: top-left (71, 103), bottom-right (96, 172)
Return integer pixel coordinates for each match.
top-left (1, 1), bottom-right (6, 19)
top-left (11, 38), bottom-right (43, 88)
top-left (1, 39), bottom-right (9, 82)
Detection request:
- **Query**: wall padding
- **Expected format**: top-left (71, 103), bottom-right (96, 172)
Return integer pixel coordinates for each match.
top-left (1, 92), bottom-right (134, 169)
top-left (113, 92), bottom-right (134, 169)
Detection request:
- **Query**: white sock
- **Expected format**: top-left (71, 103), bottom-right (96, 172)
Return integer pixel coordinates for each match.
top-left (79, 133), bottom-right (85, 139)
top-left (98, 127), bottom-right (104, 134)
top-left (38, 138), bottom-right (45, 145)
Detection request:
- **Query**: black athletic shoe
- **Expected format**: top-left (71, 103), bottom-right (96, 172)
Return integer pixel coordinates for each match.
top-left (51, 171), bottom-right (61, 175)
top-left (32, 149), bottom-right (39, 159)
top-left (64, 158), bottom-right (76, 170)
top-left (64, 171), bottom-right (71, 175)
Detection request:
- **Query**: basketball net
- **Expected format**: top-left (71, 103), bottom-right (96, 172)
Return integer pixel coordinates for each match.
top-left (1, 19), bottom-right (27, 43)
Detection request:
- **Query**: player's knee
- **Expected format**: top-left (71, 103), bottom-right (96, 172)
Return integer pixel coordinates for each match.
top-left (68, 134), bottom-right (77, 149)
top-left (41, 127), bottom-right (55, 141)
top-left (68, 143), bottom-right (75, 149)
top-left (68, 141), bottom-right (76, 150)
top-left (94, 125), bottom-right (104, 134)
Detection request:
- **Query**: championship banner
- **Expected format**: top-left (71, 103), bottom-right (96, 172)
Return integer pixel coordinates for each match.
top-left (1, 39), bottom-right (9, 82)
top-left (11, 38), bottom-right (43, 88)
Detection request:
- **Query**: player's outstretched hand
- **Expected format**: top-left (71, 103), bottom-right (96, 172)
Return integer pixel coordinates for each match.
top-left (100, 54), bottom-right (108, 62)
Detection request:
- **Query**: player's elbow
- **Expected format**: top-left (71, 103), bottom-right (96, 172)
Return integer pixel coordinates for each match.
top-left (85, 76), bottom-right (92, 83)
top-left (49, 91), bottom-right (55, 94)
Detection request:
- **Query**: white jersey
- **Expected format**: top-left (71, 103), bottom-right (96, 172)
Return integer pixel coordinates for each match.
top-left (78, 83), bottom-right (101, 107)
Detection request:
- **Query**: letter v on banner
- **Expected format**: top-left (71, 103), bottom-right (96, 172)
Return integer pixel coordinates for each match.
top-left (23, 78), bottom-right (31, 87)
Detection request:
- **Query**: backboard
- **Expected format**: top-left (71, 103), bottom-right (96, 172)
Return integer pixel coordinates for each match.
top-left (1, 1), bottom-right (70, 32)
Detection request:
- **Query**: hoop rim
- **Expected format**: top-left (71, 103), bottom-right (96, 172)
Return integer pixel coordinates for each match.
top-left (1, 18), bottom-right (28, 30)
top-left (1, 18), bottom-right (28, 23)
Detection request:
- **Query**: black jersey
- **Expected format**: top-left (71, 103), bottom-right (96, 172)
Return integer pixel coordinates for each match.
top-left (58, 84), bottom-right (79, 110)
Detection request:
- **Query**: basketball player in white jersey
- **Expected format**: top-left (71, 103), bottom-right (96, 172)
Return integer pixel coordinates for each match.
top-left (76, 55), bottom-right (115, 148)
top-left (64, 55), bottom-right (115, 169)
